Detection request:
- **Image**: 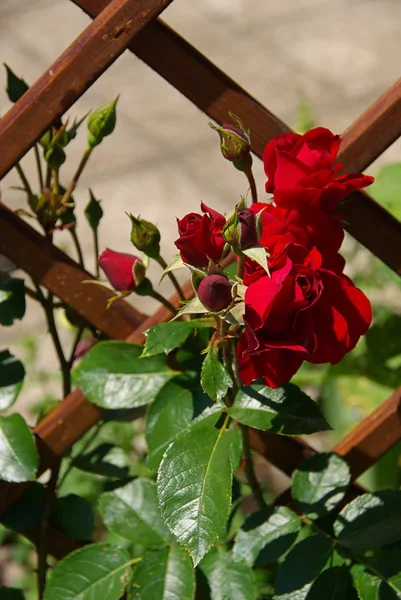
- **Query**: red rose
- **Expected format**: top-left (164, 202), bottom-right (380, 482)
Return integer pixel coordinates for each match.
top-left (98, 248), bottom-right (142, 291)
top-left (263, 127), bottom-right (373, 212)
top-left (238, 243), bottom-right (371, 388)
top-left (247, 202), bottom-right (345, 276)
top-left (175, 202), bottom-right (226, 267)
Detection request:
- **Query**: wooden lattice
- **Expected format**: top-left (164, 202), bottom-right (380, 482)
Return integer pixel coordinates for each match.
top-left (1, 0), bottom-right (401, 560)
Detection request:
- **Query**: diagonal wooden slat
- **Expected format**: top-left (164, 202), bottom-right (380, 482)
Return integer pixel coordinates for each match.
top-left (0, 0), bottom-right (174, 178)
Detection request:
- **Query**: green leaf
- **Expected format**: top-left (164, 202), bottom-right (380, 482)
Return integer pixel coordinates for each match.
top-left (146, 382), bottom-right (223, 470)
top-left (275, 533), bottom-right (333, 598)
top-left (84, 189), bottom-right (103, 230)
top-left (43, 544), bottom-right (133, 600)
top-left (128, 546), bottom-right (195, 599)
top-left (0, 414), bottom-right (37, 482)
top-left (201, 345), bottom-right (232, 403)
top-left (73, 443), bottom-right (129, 479)
top-left (233, 506), bottom-right (301, 567)
top-left (4, 64), bottom-right (29, 102)
top-left (229, 383), bottom-right (331, 435)
top-left (292, 453), bottom-right (350, 519)
top-left (159, 255), bottom-right (185, 282)
top-left (306, 567), bottom-right (355, 600)
top-left (352, 565), bottom-right (399, 600)
top-left (241, 245), bottom-right (270, 275)
top-left (171, 296), bottom-right (209, 320)
top-left (99, 478), bottom-right (174, 547)
top-left (52, 494), bottom-right (94, 541)
top-left (369, 163), bottom-right (401, 221)
top-left (0, 275), bottom-right (25, 326)
top-left (201, 547), bottom-right (256, 600)
top-left (141, 319), bottom-right (213, 358)
top-left (0, 350), bottom-right (25, 411)
top-left (2, 483), bottom-right (44, 531)
top-left (73, 341), bottom-right (177, 409)
top-left (157, 425), bottom-right (233, 566)
top-left (0, 589), bottom-right (25, 600)
top-left (334, 491), bottom-right (401, 550)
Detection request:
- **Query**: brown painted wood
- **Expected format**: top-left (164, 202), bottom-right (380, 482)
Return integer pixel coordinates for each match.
top-left (0, 0), bottom-right (174, 178)
top-left (340, 77), bottom-right (401, 174)
top-left (0, 203), bottom-right (144, 338)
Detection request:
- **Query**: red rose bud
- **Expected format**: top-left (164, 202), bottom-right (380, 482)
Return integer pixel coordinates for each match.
top-left (223, 200), bottom-right (258, 250)
top-left (98, 248), bottom-right (143, 292)
top-left (209, 114), bottom-right (252, 170)
top-left (128, 214), bottom-right (161, 259)
top-left (198, 274), bottom-right (232, 312)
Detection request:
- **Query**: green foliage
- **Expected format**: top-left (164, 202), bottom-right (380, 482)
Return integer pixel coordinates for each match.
top-left (0, 589), bottom-right (25, 600)
top-left (0, 414), bottom-right (38, 482)
top-left (334, 491), bottom-right (401, 550)
top-left (201, 345), bottom-right (233, 403)
top-left (291, 453), bottom-right (350, 519)
top-left (43, 544), bottom-right (133, 600)
top-left (306, 566), bottom-right (355, 600)
top-left (369, 163), bottom-right (401, 221)
top-left (73, 341), bottom-right (177, 408)
top-left (0, 350), bottom-right (25, 411)
top-left (141, 319), bottom-right (213, 358)
top-left (233, 506), bottom-right (301, 566)
top-left (0, 275), bottom-right (26, 326)
top-left (4, 64), bottom-right (29, 102)
top-left (145, 381), bottom-right (222, 470)
top-left (201, 547), bottom-right (257, 600)
top-left (157, 425), bottom-right (233, 565)
top-left (99, 478), bottom-right (174, 547)
top-left (52, 494), bottom-right (94, 541)
top-left (84, 189), bottom-right (103, 231)
top-left (128, 546), bottom-right (195, 600)
top-left (229, 382), bottom-right (331, 435)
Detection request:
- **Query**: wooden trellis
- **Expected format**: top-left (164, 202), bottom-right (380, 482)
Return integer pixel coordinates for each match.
top-left (1, 0), bottom-right (401, 559)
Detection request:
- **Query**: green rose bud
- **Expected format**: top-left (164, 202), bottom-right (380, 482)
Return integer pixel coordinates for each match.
top-left (87, 96), bottom-right (119, 148)
top-left (209, 113), bottom-right (252, 171)
top-left (128, 214), bottom-right (161, 259)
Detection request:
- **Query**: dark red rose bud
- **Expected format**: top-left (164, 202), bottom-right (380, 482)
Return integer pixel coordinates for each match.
top-left (98, 248), bottom-right (143, 292)
top-left (198, 274), bottom-right (232, 312)
top-left (238, 209), bottom-right (258, 248)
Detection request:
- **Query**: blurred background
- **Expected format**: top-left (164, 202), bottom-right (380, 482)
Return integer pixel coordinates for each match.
top-left (1, 1), bottom-right (401, 587)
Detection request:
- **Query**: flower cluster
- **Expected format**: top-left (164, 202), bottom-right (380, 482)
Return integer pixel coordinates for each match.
top-left (175, 127), bottom-right (374, 388)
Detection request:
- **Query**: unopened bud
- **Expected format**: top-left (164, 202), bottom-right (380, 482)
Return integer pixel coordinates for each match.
top-left (223, 200), bottom-right (258, 250)
top-left (128, 214), bottom-right (161, 259)
top-left (198, 274), bottom-right (232, 312)
top-left (88, 96), bottom-right (118, 148)
top-left (98, 248), bottom-right (143, 292)
top-left (209, 113), bottom-right (251, 170)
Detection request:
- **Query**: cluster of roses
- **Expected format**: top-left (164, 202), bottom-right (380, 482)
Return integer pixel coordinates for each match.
top-left (175, 127), bottom-right (374, 388)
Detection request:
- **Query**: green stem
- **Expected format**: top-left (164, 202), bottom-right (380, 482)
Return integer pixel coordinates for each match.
top-left (34, 145), bottom-right (44, 192)
top-left (241, 424), bottom-right (268, 510)
top-left (70, 228), bottom-right (85, 269)
top-left (245, 166), bottom-right (258, 204)
top-left (151, 290), bottom-right (177, 314)
top-left (156, 255), bottom-right (185, 301)
top-left (45, 165), bottom-right (51, 189)
top-left (68, 326), bottom-right (85, 368)
top-left (37, 461), bottom-right (61, 599)
top-left (15, 163), bottom-right (33, 197)
top-left (93, 229), bottom-right (100, 277)
top-left (60, 146), bottom-right (93, 206)
top-left (237, 253), bottom-right (245, 280)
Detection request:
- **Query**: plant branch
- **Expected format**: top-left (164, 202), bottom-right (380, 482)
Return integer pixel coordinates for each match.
top-left (241, 424), bottom-right (268, 510)
top-left (37, 461), bottom-right (61, 599)
top-left (70, 228), bottom-right (85, 269)
top-left (236, 253), bottom-right (245, 280)
top-left (93, 229), bottom-right (100, 277)
top-left (15, 163), bottom-right (33, 198)
top-left (34, 145), bottom-right (44, 192)
top-left (58, 420), bottom-right (103, 490)
top-left (156, 255), bottom-right (185, 301)
top-left (60, 146), bottom-right (93, 206)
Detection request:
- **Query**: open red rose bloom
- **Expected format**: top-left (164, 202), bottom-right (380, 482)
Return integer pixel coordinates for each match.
top-left (175, 127), bottom-right (374, 388)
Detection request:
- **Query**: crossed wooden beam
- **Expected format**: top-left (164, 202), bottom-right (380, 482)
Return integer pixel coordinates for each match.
top-left (1, 0), bottom-right (401, 559)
